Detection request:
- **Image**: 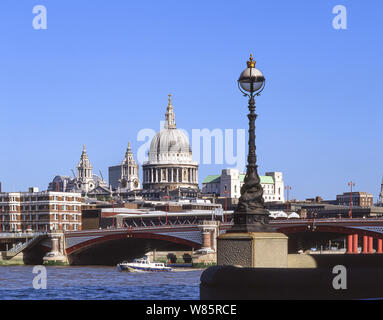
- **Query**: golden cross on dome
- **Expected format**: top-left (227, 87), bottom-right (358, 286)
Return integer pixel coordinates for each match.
top-left (168, 93), bottom-right (172, 106)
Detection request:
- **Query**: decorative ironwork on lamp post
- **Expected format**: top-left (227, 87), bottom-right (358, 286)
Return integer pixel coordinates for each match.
top-left (228, 54), bottom-right (271, 233)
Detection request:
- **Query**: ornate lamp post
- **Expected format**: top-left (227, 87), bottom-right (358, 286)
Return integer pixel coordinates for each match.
top-left (229, 54), bottom-right (271, 233)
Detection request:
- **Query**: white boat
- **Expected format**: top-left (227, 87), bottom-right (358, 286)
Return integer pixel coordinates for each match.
top-left (117, 257), bottom-right (172, 272)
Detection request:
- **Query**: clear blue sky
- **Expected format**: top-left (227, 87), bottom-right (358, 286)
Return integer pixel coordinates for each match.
top-left (1, 0), bottom-right (382, 201)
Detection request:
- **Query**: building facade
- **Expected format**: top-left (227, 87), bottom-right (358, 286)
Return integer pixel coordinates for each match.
top-left (379, 176), bottom-right (383, 206)
top-left (142, 95), bottom-right (199, 191)
top-left (108, 142), bottom-right (140, 191)
top-left (202, 169), bottom-right (285, 202)
top-left (336, 192), bottom-right (373, 208)
top-left (0, 189), bottom-right (82, 232)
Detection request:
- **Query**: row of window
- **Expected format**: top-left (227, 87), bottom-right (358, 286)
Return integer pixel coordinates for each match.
top-left (2, 223), bottom-right (80, 232)
top-left (1, 205), bottom-right (80, 212)
top-left (0, 196), bottom-right (81, 202)
top-left (2, 213), bottom-right (80, 221)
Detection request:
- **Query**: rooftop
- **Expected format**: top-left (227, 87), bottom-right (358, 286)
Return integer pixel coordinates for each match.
top-left (202, 174), bottom-right (274, 184)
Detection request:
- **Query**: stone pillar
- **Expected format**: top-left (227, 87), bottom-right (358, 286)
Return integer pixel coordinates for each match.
top-left (43, 231), bottom-right (68, 265)
top-left (202, 232), bottom-right (211, 249)
top-left (347, 234), bottom-right (353, 254)
top-left (199, 221), bottom-right (220, 252)
top-left (51, 237), bottom-right (59, 253)
top-left (353, 234), bottom-right (358, 253)
top-left (217, 232), bottom-right (288, 268)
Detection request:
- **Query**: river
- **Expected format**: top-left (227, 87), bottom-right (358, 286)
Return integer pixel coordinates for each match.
top-left (0, 266), bottom-right (203, 300)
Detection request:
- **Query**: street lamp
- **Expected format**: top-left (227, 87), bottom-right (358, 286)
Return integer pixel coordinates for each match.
top-left (285, 185), bottom-right (292, 214)
top-left (223, 186), bottom-right (229, 223)
top-left (348, 181), bottom-right (355, 218)
top-left (229, 54), bottom-right (270, 233)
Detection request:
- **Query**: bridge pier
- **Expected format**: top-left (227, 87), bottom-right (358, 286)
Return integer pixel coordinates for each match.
top-left (192, 221), bottom-right (220, 265)
top-left (42, 231), bottom-right (68, 265)
top-left (353, 234), bottom-right (358, 254)
top-left (347, 234), bottom-right (353, 254)
top-left (378, 239), bottom-right (383, 254)
top-left (198, 221), bottom-right (220, 252)
top-left (347, 233), bottom-right (367, 254)
top-left (363, 236), bottom-right (368, 254)
top-left (368, 236), bottom-right (374, 254)
top-left (348, 234), bottom-right (383, 255)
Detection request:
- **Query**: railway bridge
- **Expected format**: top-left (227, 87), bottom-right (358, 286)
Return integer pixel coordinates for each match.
top-left (3, 217), bottom-right (383, 265)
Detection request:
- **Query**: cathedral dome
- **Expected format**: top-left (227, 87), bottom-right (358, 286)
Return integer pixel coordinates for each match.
top-left (142, 94), bottom-right (199, 191)
top-left (149, 128), bottom-right (191, 160)
top-left (147, 94), bottom-right (194, 164)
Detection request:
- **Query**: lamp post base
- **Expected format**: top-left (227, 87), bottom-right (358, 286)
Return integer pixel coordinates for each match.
top-left (228, 208), bottom-right (273, 233)
top-left (217, 232), bottom-right (288, 268)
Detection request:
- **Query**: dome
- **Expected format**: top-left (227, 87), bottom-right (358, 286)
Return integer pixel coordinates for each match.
top-left (148, 128), bottom-right (193, 163)
top-left (146, 94), bottom-right (195, 164)
top-left (142, 95), bottom-right (199, 192)
top-left (150, 128), bottom-right (191, 155)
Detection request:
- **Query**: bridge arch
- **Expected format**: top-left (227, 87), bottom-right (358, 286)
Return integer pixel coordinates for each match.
top-left (66, 230), bottom-right (201, 265)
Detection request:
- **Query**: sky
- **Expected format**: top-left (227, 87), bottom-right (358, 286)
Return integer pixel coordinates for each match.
top-left (1, 0), bottom-right (382, 201)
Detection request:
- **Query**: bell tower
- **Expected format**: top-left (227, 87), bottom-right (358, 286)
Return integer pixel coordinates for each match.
top-left (120, 142), bottom-right (140, 190)
top-left (76, 145), bottom-right (94, 192)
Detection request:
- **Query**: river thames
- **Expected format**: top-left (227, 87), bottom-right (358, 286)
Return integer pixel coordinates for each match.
top-left (0, 266), bottom-right (203, 300)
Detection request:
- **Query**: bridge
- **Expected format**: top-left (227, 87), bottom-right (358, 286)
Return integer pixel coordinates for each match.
top-left (0, 232), bottom-right (48, 261)
top-left (61, 217), bottom-right (383, 264)
top-left (3, 217), bottom-right (383, 265)
top-left (269, 218), bottom-right (383, 254)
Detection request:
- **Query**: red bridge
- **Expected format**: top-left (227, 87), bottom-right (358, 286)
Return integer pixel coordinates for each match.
top-left (269, 218), bottom-right (383, 254)
top-left (57, 217), bottom-right (383, 264)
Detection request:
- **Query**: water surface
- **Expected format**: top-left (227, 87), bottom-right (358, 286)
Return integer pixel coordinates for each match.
top-left (0, 266), bottom-right (202, 300)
